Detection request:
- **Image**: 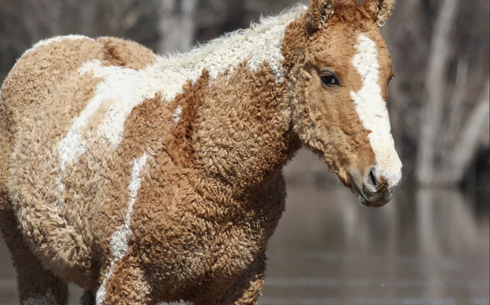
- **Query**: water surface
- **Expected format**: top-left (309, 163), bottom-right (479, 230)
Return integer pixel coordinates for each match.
top-left (262, 185), bottom-right (489, 305)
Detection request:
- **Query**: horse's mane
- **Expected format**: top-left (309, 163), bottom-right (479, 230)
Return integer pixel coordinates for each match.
top-left (157, 4), bottom-right (306, 65)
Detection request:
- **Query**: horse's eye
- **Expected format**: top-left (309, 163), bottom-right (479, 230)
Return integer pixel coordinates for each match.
top-left (321, 72), bottom-right (340, 87)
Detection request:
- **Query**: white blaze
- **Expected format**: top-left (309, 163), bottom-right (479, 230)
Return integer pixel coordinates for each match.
top-left (96, 153), bottom-right (147, 305)
top-left (350, 34), bottom-right (402, 183)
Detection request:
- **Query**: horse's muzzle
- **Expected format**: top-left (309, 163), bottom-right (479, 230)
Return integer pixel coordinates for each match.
top-left (350, 166), bottom-right (402, 207)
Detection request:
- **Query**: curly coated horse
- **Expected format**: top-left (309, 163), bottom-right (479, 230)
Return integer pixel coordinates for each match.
top-left (0, 0), bottom-right (402, 304)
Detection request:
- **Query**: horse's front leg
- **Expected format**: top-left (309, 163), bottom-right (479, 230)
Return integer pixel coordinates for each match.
top-left (80, 289), bottom-right (96, 305)
top-left (195, 252), bottom-right (267, 305)
top-left (0, 208), bottom-right (69, 305)
top-left (95, 254), bottom-right (153, 305)
top-left (230, 273), bottom-right (265, 305)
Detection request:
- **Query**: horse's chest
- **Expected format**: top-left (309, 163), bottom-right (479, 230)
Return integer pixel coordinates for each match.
top-left (135, 191), bottom-right (285, 294)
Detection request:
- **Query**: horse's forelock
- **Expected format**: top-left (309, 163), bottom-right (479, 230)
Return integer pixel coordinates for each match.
top-left (330, 0), bottom-right (373, 24)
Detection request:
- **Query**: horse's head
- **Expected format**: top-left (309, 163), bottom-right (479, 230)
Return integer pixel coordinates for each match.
top-left (285, 0), bottom-right (401, 207)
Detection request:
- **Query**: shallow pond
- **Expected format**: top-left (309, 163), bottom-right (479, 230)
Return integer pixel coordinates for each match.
top-left (1, 183), bottom-right (488, 305)
top-left (262, 184), bottom-right (489, 305)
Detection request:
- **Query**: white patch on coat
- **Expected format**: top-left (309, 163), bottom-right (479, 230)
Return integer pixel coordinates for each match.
top-left (96, 154), bottom-right (147, 305)
top-left (350, 34), bottom-right (402, 184)
top-left (59, 60), bottom-right (163, 171)
top-left (57, 6), bottom-right (305, 193)
top-left (22, 292), bottom-right (57, 305)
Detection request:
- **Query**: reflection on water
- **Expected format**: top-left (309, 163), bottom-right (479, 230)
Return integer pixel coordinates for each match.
top-left (262, 185), bottom-right (489, 305)
top-left (0, 184), bottom-right (488, 305)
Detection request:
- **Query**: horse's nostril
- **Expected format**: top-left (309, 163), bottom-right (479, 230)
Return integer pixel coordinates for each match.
top-left (364, 167), bottom-right (379, 193)
top-left (369, 168), bottom-right (377, 188)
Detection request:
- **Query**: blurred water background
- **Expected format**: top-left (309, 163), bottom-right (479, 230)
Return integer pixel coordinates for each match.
top-left (0, 0), bottom-right (488, 304)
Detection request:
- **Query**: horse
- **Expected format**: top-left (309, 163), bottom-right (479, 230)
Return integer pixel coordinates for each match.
top-left (0, 0), bottom-right (402, 304)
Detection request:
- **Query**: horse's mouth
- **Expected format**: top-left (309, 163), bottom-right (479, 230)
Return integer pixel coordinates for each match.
top-left (351, 179), bottom-right (373, 207)
top-left (349, 174), bottom-right (390, 208)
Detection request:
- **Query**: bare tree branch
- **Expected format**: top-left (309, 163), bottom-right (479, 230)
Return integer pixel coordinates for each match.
top-left (416, 0), bottom-right (459, 185)
top-left (442, 79), bottom-right (490, 185)
top-left (444, 54), bottom-right (469, 145)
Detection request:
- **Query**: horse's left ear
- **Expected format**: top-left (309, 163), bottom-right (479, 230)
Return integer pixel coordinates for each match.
top-left (364, 0), bottom-right (396, 26)
top-left (304, 0), bottom-right (336, 34)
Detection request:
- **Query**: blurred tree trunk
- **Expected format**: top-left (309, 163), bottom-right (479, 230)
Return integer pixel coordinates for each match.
top-left (0, 0), bottom-right (161, 71)
top-left (416, 0), bottom-right (460, 185)
top-left (158, 0), bottom-right (198, 54)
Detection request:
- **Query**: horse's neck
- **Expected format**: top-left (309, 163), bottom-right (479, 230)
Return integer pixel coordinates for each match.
top-left (192, 66), bottom-right (300, 196)
top-left (155, 7), bottom-right (305, 195)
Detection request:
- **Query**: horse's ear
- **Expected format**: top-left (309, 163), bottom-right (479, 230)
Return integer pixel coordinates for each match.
top-left (363, 0), bottom-right (396, 26)
top-left (304, 0), bottom-right (336, 34)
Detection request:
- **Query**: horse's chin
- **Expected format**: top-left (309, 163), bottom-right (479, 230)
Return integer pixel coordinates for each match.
top-left (356, 194), bottom-right (389, 208)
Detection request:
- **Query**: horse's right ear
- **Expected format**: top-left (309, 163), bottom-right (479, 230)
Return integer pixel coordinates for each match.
top-left (363, 0), bottom-right (396, 26)
top-left (304, 0), bottom-right (336, 34)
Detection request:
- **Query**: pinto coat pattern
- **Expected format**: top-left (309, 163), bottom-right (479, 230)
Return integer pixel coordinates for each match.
top-left (0, 1), bottom-right (401, 304)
